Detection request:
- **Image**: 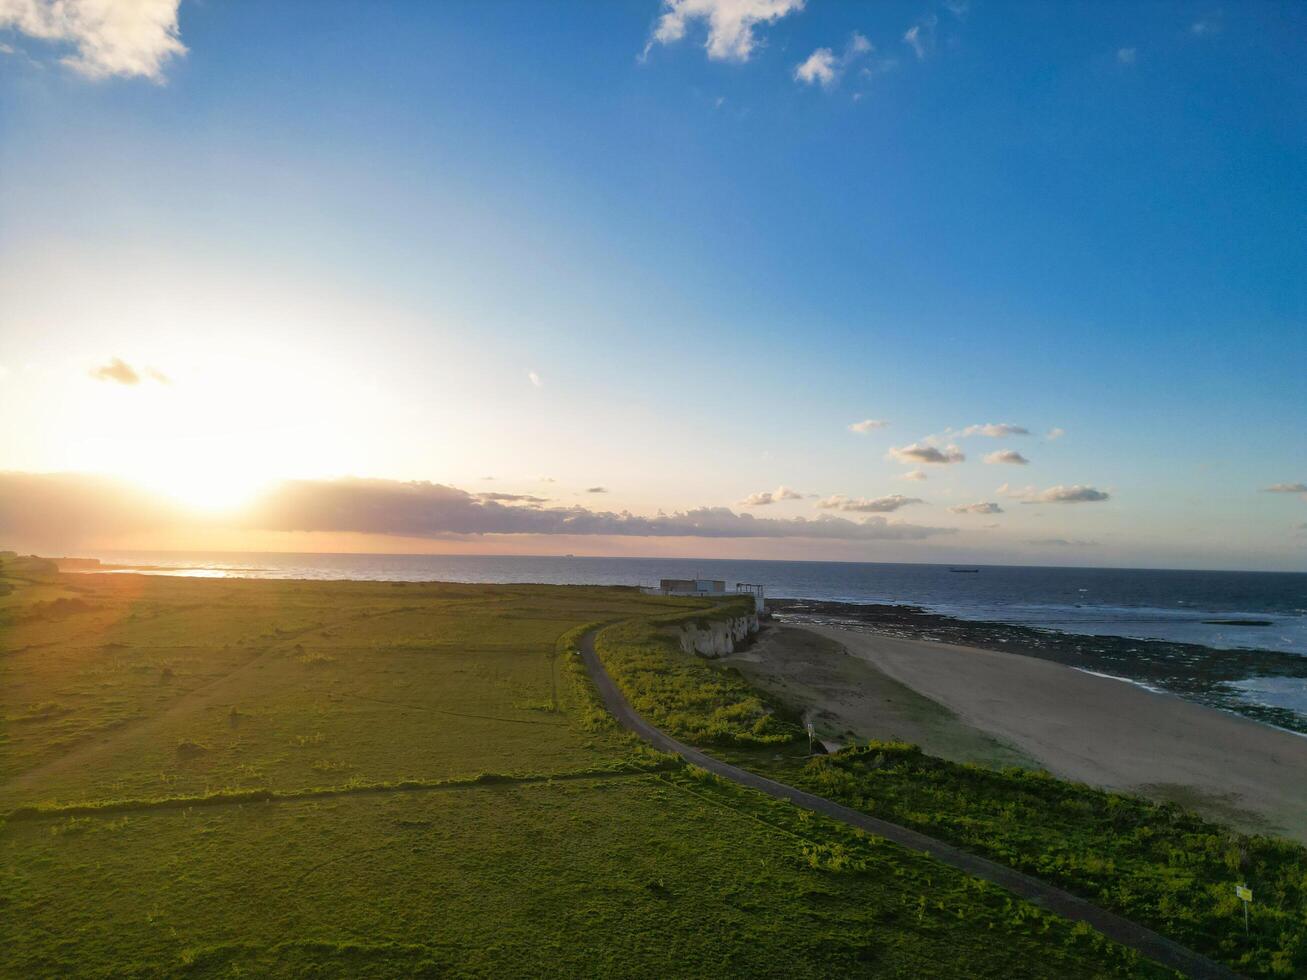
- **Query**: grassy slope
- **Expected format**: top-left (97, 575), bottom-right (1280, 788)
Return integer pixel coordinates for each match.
top-left (2, 562), bottom-right (1153, 977)
top-left (590, 606), bottom-right (1307, 978)
top-left (594, 601), bottom-right (804, 747)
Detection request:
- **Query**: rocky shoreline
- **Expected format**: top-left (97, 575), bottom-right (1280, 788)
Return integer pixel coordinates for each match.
top-left (769, 598), bottom-right (1307, 735)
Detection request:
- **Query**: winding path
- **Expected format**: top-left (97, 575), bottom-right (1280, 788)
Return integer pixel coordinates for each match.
top-left (578, 630), bottom-right (1238, 980)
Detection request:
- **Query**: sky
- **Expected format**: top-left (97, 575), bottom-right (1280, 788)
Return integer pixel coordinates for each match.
top-left (0, 0), bottom-right (1304, 570)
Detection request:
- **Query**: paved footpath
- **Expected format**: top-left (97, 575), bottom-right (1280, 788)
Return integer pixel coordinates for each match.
top-left (579, 630), bottom-right (1239, 980)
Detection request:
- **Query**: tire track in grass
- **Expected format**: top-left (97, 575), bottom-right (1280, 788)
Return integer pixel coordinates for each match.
top-left (1, 616), bottom-right (349, 793)
top-left (301, 688), bottom-right (567, 727)
top-left (3, 766), bottom-right (668, 822)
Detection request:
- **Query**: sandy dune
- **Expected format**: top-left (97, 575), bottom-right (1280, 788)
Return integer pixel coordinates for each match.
top-left (765, 625), bottom-right (1307, 841)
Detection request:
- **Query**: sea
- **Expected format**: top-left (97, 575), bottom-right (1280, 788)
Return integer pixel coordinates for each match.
top-left (83, 551), bottom-right (1307, 656)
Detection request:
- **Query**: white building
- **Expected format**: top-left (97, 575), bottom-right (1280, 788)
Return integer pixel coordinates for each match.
top-left (651, 578), bottom-right (766, 613)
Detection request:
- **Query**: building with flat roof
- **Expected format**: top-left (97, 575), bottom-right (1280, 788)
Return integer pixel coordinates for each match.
top-left (657, 578), bottom-right (725, 595)
top-left (651, 578), bottom-right (767, 613)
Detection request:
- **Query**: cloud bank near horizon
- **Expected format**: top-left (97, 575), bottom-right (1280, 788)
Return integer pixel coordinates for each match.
top-left (0, 472), bottom-right (956, 544)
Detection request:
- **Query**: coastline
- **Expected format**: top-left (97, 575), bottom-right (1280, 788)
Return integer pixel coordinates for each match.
top-left (769, 598), bottom-right (1307, 736)
top-left (727, 622), bottom-right (1307, 842)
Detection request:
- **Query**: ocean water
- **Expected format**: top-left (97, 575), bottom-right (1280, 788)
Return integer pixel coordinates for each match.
top-left (83, 551), bottom-right (1307, 657)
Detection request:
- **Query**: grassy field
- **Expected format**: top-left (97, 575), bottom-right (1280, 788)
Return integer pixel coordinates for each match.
top-left (587, 597), bottom-right (1307, 978)
top-left (0, 556), bottom-right (1171, 977)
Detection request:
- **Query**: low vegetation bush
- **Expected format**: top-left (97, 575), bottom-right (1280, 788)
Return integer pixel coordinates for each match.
top-left (595, 604), bottom-right (802, 747)
top-left (651, 765), bottom-right (1158, 977)
top-left (799, 742), bottom-right (1307, 977)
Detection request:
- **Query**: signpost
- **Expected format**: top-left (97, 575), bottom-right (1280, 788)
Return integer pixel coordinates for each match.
top-left (1235, 884), bottom-right (1252, 933)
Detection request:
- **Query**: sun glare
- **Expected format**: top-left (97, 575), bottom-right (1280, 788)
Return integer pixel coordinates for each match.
top-left (142, 467), bottom-right (268, 513)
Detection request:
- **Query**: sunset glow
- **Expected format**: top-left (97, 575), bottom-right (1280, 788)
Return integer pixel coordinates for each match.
top-left (1, 2), bottom-right (1303, 570)
top-left (2, 5), bottom-right (1306, 976)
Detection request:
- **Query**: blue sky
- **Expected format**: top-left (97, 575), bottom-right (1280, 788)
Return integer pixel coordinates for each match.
top-left (1, 1), bottom-right (1304, 569)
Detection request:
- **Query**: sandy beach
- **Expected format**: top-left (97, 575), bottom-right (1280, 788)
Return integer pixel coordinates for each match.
top-left (726, 625), bottom-right (1307, 842)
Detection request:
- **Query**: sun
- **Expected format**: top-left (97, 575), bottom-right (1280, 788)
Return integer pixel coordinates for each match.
top-left (143, 467), bottom-right (269, 513)
top-left (119, 445), bottom-right (272, 514)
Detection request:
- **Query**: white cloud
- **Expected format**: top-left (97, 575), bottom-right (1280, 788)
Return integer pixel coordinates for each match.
top-left (1017, 484), bottom-right (1110, 504)
top-left (1027, 538), bottom-right (1098, 547)
top-left (901, 469), bottom-right (927, 482)
top-left (0, 0), bottom-right (185, 81)
top-left (902, 14), bottom-right (937, 60)
top-left (983, 449), bottom-right (1030, 466)
top-left (795, 32), bottom-right (872, 89)
top-left (817, 493), bottom-right (923, 513)
top-left (960, 422), bottom-right (1030, 438)
top-left (740, 485), bottom-right (804, 506)
top-left (950, 502), bottom-right (1002, 515)
top-left (794, 47), bottom-right (836, 86)
top-left (644, 0), bottom-right (805, 63)
top-left (887, 442), bottom-right (964, 465)
top-left (848, 418), bottom-right (889, 433)
top-left (1117, 47), bottom-right (1136, 64)
top-left (1190, 16), bottom-right (1220, 37)
top-left (1263, 483), bottom-right (1307, 495)
top-left (1046, 427), bottom-right (1066, 441)
top-left (527, 370), bottom-right (542, 387)
top-left (475, 492), bottom-right (550, 505)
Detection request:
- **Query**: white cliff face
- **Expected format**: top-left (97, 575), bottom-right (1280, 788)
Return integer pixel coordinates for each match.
top-left (676, 614), bottom-right (760, 658)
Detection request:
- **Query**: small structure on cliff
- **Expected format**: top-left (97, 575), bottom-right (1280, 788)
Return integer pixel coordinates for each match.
top-left (657, 577), bottom-right (726, 595)
top-left (734, 583), bottom-right (766, 614)
top-left (652, 578), bottom-right (766, 613)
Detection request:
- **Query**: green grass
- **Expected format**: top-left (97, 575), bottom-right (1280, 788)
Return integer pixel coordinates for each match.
top-left (2, 768), bottom-right (1160, 979)
top-left (594, 603), bottom-right (804, 747)
top-left (1, 562), bottom-right (1166, 976)
top-left (793, 743), bottom-right (1307, 978)
top-left (590, 601), bottom-right (1307, 978)
top-left (0, 570), bottom-right (704, 807)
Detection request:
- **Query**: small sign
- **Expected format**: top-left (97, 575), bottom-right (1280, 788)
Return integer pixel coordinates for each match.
top-left (1236, 884), bottom-right (1252, 903)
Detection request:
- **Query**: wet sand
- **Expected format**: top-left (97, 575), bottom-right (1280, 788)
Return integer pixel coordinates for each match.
top-left (729, 625), bottom-right (1307, 841)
